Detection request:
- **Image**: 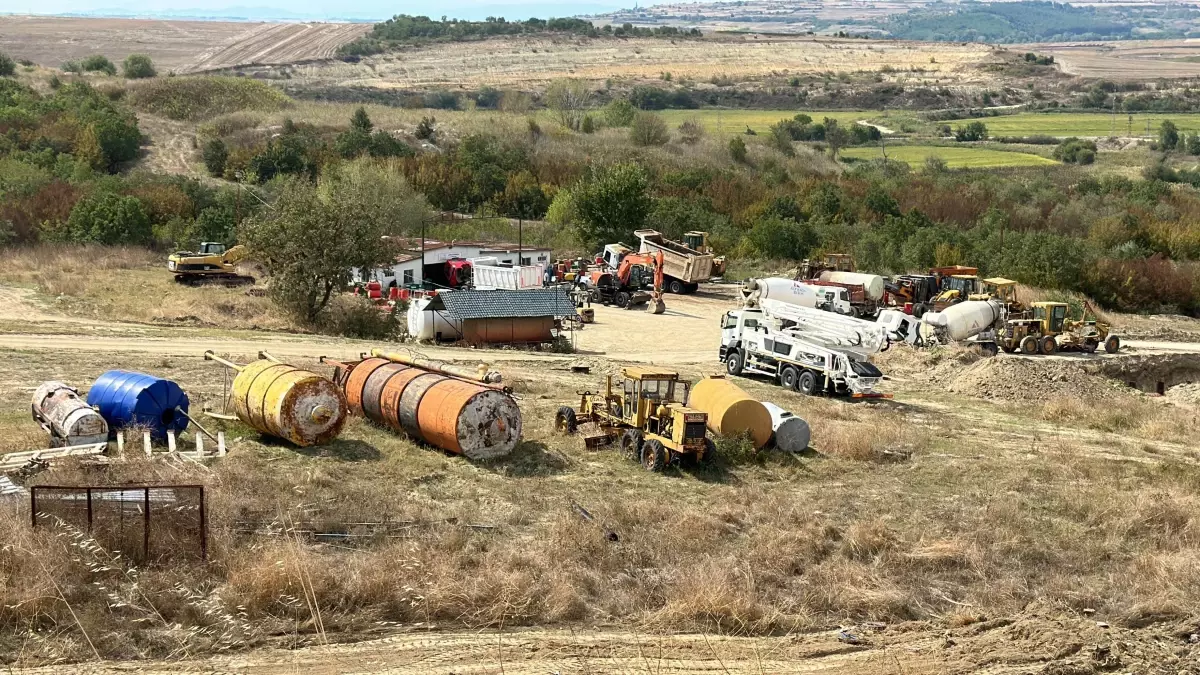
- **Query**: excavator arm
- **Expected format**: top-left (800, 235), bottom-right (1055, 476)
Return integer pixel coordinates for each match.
top-left (223, 244), bottom-right (248, 265)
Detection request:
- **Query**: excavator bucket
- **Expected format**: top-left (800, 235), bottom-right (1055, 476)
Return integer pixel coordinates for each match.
top-left (647, 297), bottom-right (666, 314)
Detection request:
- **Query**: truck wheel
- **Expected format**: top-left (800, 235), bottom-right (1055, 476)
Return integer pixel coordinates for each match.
top-left (700, 438), bottom-right (716, 465)
top-left (979, 342), bottom-right (999, 357)
top-left (668, 279), bottom-right (684, 295)
top-left (683, 283), bottom-right (699, 294)
top-left (1105, 335), bottom-right (1121, 354)
top-left (1000, 343), bottom-right (1015, 354)
top-left (1040, 336), bottom-right (1058, 355)
top-left (912, 304), bottom-right (927, 318)
top-left (725, 350), bottom-right (744, 376)
top-left (641, 440), bottom-right (667, 472)
top-left (1083, 340), bottom-right (1098, 354)
top-left (780, 365), bottom-right (800, 390)
top-left (615, 291), bottom-right (630, 308)
top-left (797, 370), bottom-right (818, 396)
top-left (619, 429), bottom-right (643, 460)
top-left (554, 407), bottom-right (578, 434)
top-left (1020, 336), bottom-right (1039, 355)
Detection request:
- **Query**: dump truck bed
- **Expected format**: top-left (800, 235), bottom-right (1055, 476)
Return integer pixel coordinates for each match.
top-left (634, 229), bottom-right (715, 283)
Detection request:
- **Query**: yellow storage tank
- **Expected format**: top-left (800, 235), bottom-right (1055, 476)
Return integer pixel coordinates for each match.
top-left (688, 376), bottom-right (772, 448)
top-left (204, 351), bottom-right (347, 447)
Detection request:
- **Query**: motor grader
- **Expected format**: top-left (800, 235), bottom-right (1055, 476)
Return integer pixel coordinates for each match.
top-left (555, 367), bottom-right (713, 471)
top-left (997, 301), bottom-right (1120, 355)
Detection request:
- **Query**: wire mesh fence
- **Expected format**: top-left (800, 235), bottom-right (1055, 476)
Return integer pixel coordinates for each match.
top-left (31, 485), bottom-right (206, 563)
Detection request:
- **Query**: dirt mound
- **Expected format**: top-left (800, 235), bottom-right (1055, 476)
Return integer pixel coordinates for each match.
top-left (946, 357), bottom-right (1133, 402)
top-left (1166, 381), bottom-right (1200, 405)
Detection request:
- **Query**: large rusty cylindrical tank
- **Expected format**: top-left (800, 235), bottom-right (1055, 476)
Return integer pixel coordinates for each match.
top-left (336, 357), bottom-right (521, 459)
top-left (229, 358), bottom-right (347, 447)
top-left (32, 382), bottom-right (109, 448)
top-left (688, 376), bottom-right (772, 448)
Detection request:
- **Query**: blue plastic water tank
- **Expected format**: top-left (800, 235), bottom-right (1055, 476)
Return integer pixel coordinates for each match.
top-left (86, 371), bottom-right (190, 440)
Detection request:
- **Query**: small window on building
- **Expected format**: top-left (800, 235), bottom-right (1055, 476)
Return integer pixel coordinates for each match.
top-left (520, 257), bottom-right (531, 265)
top-left (538, 255), bottom-right (547, 261)
top-left (403, 269), bottom-right (414, 285)
top-left (502, 259), bottom-right (512, 265)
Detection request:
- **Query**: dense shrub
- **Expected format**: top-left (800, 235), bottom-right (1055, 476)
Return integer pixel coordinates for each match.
top-left (746, 216), bottom-right (818, 260)
top-left (1053, 137), bottom-right (1097, 165)
top-left (202, 139), bottom-right (228, 177)
top-left (630, 112), bottom-right (669, 147)
top-left (122, 54), bottom-right (156, 79)
top-left (602, 99), bottom-right (636, 127)
top-left (729, 136), bottom-right (747, 163)
top-left (129, 76), bottom-right (291, 121)
top-left (955, 121), bottom-right (989, 142)
top-left (0, 52), bottom-right (14, 78)
top-left (62, 191), bottom-right (152, 245)
top-left (572, 163), bottom-right (652, 247)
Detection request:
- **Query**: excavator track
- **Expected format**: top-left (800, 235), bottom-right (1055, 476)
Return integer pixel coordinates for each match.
top-left (174, 274), bottom-right (256, 288)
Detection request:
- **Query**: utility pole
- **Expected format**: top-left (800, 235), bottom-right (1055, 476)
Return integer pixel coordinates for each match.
top-left (517, 218), bottom-right (523, 265)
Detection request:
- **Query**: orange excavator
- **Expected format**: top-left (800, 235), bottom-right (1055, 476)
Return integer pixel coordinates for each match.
top-left (586, 251), bottom-right (666, 314)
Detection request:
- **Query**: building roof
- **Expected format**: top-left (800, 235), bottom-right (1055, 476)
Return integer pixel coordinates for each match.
top-left (385, 237), bottom-right (551, 255)
top-left (432, 288), bottom-right (577, 320)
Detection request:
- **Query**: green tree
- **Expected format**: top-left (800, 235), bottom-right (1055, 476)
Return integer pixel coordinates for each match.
top-left (1053, 137), bottom-right (1097, 164)
top-left (572, 163), bottom-right (652, 247)
top-left (1188, 132), bottom-right (1200, 156)
top-left (864, 184), bottom-right (900, 218)
top-left (243, 164), bottom-right (425, 323)
top-left (824, 117), bottom-right (849, 158)
top-left (351, 106), bottom-right (373, 133)
top-left (492, 170), bottom-right (549, 219)
top-left (202, 138), bottom-right (228, 177)
top-left (954, 121), bottom-right (989, 142)
top-left (64, 191), bottom-right (152, 244)
top-left (0, 51), bottom-right (14, 78)
top-left (629, 112), bottom-right (669, 146)
top-left (602, 98), bottom-right (636, 127)
top-left (1159, 120), bottom-right (1179, 151)
top-left (729, 136), bottom-right (747, 163)
top-left (581, 114), bottom-right (596, 134)
top-left (766, 120), bottom-right (796, 156)
top-left (746, 216), bottom-right (817, 260)
top-left (80, 55), bottom-right (117, 75)
top-left (122, 54), bottom-right (156, 79)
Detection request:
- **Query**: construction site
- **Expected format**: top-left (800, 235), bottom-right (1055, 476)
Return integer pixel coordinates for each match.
top-left (0, 227), bottom-right (1198, 673)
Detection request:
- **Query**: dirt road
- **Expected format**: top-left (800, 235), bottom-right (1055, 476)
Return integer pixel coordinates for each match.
top-left (12, 615), bottom-right (1195, 674)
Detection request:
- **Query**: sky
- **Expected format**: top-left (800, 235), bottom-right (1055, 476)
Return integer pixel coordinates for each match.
top-left (2, 0), bottom-right (632, 21)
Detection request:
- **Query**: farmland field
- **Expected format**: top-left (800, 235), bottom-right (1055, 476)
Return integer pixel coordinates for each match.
top-left (840, 144), bottom-right (1058, 168)
top-left (982, 112), bottom-right (1200, 138)
top-left (656, 108), bottom-right (905, 134)
top-left (0, 15), bottom-right (367, 73)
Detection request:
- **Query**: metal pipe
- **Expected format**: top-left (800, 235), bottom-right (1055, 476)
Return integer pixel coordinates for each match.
top-left (174, 407), bottom-right (219, 443)
top-left (369, 348), bottom-right (502, 385)
top-left (258, 350), bottom-right (283, 363)
top-left (203, 351), bottom-right (243, 372)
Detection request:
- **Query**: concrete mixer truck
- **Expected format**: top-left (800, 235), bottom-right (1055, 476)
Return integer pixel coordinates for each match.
top-left (920, 299), bottom-right (1005, 355)
top-left (720, 281), bottom-right (891, 398)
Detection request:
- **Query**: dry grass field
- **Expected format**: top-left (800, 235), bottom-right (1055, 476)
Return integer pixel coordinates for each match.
top-left (1027, 38), bottom-right (1200, 80)
top-left (0, 15), bottom-right (367, 73)
top-left (278, 35), bottom-right (994, 90)
top-left (0, 259), bottom-right (1197, 670)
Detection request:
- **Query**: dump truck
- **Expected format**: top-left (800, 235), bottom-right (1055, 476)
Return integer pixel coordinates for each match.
top-left (997, 301), bottom-right (1120, 355)
top-left (555, 367), bottom-right (713, 471)
top-left (470, 258), bottom-right (543, 290)
top-left (682, 231), bottom-right (725, 277)
top-left (633, 229), bottom-right (715, 294)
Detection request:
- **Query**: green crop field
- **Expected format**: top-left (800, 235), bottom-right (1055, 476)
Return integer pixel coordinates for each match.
top-left (840, 145), bottom-right (1058, 168)
top-left (981, 112), bottom-right (1200, 138)
top-left (655, 109), bottom-right (906, 134)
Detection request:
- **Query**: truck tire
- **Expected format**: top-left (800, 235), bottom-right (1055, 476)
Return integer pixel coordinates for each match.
top-left (780, 365), bottom-right (800, 390)
top-left (979, 342), bottom-right (999, 357)
top-left (700, 438), bottom-right (716, 465)
top-left (555, 407), bottom-right (578, 434)
top-left (619, 429), bottom-right (643, 460)
top-left (797, 370), bottom-right (818, 396)
top-left (1083, 340), bottom-right (1098, 354)
top-left (725, 350), bottom-right (744, 376)
top-left (1040, 336), bottom-right (1058, 355)
top-left (668, 279), bottom-right (684, 295)
top-left (1104, 335), bottom-right (1120, 354)
top-left (1020, 336), bottom-right (1039, 355)
top-left (641, 439), bottom-right (667, 472)
top-left (683, 283), bottom-right (699, 294)
top-left (615, 291), bottom-right (630, 308)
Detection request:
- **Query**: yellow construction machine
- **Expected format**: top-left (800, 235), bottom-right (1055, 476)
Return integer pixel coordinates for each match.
top-left (997, 301), bottom-right (1120, 355)
top-left (555, 367), bottom-right (714, 471)
top-left (167, 242), bottom-right (254, 286)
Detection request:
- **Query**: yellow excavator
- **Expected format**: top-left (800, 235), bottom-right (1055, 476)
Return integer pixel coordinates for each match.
top-left (167, 242), bottom-right (254, 286)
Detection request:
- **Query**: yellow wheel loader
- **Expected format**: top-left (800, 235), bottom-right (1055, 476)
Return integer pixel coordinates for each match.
top-left (167, 242), bottom-right (254, 287)
top-left (997, 301), bottom-right (1119, 355)
top-left (555, 367), bottom-right (714, 471)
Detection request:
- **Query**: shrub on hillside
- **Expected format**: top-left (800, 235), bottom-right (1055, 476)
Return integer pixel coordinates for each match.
top-left (954, 121), bottom-right (988, 142)
top-left (202, 139), bottom-right (229, 177)
top-left (0, 52), bottom-right (14, 78)
top-left (1053, 137), bottom-right (1097, 165)
top-left (129, 76), bottom-right (291, 121)
top-left (320, 296), bottom-right (402, 339)
top-left (79, 55), bottom-right (117, 76)
top-left (122, 54), bottom-right (156, 79)
top-left (677, 118), bottom-right (704, 144)
top-left (746, 216), bottom-right (818, 260)
top-left (630, 112), bottom-right (669, 146)
top-left (572, 162), bottom-right (652, 247)
top-left (61, 191), bottom-right (152, 245)
top-left (602, 98), bottom-right (636, 127)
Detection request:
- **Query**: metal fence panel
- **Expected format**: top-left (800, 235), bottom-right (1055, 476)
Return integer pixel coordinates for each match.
top-left (31, 485), bottom-right (206, 563)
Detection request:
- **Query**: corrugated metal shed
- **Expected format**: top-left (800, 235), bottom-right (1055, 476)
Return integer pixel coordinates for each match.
top-left (435, 289), bottom-right (577, 320)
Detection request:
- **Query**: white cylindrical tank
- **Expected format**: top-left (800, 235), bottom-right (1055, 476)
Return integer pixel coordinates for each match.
top-left (762, 402), bottom-right (811, 453)
top-left (407, 296), bottom-right (464, 341)
top-left (922, 300), bottom-right (1002, 341)
top-left (817, 271), bottom-right (886, 301)
top-left (32, 381), bottom-right (109, 448)
top-left (743, 278), bottom-right (828, 309)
